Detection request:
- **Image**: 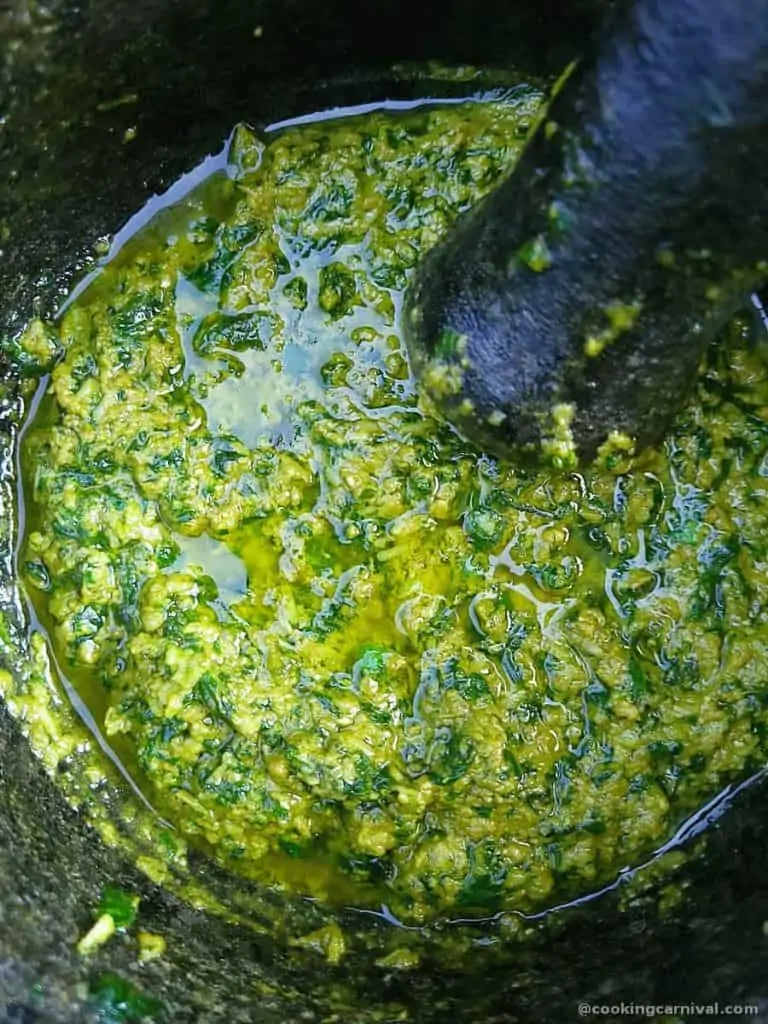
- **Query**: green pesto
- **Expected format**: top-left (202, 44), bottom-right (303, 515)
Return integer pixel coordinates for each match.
top-left (16, 95), bottom-right (768, 928)
top-left (98, 886), bottom-right (140, 929)
top-left (88, 972), bottom-right (164, 1023)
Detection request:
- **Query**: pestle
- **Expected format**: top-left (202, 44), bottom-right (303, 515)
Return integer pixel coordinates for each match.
top-left (403, 0), bottom-right (768, 464)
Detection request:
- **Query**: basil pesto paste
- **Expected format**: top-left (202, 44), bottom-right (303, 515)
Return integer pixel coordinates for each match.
top-left (17, 95), bottom-right (768, 924)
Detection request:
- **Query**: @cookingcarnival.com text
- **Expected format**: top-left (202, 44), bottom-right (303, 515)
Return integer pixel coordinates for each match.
top-left (577, 1002), bottom-right (760, 1018)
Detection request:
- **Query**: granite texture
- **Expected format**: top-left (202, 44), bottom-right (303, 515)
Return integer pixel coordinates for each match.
top-left (1, 2), bottom-right (768, 1022)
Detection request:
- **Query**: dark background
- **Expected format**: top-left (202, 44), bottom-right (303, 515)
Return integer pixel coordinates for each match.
top-left (1, 1), bottom-right (767, 1021)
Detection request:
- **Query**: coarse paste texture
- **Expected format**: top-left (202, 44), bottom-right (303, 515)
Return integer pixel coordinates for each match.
top-left (17, 96), bottom-right (768, 924)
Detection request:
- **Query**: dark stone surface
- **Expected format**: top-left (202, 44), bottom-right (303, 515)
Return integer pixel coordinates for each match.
top-left (2, 2), bottom-right (768, 1022)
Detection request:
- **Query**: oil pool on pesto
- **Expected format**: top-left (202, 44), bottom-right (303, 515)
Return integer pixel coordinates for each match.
top-left (12, 93), bottom-right (768, 926)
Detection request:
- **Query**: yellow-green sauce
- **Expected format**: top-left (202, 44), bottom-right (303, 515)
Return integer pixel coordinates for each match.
top-left (15, 94), bottom-right (768, 926)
